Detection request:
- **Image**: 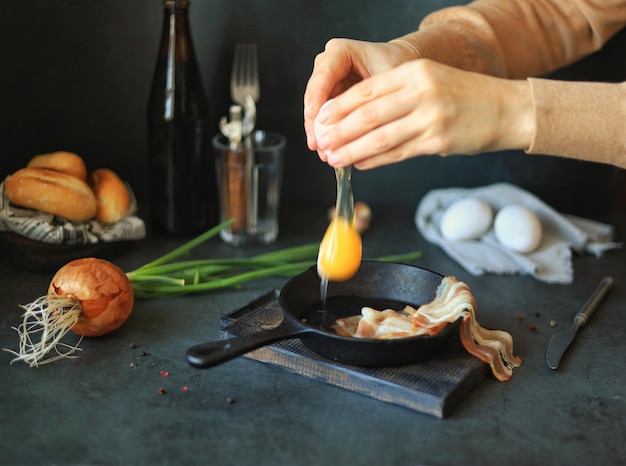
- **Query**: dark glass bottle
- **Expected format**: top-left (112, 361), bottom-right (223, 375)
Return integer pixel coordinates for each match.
top-left (147, 0), bottom-right (215, 236)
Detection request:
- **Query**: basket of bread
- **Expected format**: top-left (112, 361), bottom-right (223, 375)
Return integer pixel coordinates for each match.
top-left (0, 151), bottom-right (145, 270)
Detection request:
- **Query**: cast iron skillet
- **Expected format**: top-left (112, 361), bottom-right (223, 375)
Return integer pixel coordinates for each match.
top-left (186, 261), bottom-right (460, 369)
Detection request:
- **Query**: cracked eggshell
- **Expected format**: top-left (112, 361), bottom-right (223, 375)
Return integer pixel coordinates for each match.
top-left (494, 204), bottom-right (542, 253)
top-left (439, 198), bottom-right (493, 241)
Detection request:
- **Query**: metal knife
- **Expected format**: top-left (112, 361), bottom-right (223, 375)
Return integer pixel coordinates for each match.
top-left (545, 276), bottom-right (613, 370)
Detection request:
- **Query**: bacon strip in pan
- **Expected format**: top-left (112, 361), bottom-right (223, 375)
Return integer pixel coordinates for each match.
top-left (331, 276), bottom-right (522, 382)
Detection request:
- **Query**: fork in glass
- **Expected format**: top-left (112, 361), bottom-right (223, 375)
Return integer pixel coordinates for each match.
top-left (230, 43), bottom-right (260, 233)
top-left (230, 43), bottom-right (260, 134)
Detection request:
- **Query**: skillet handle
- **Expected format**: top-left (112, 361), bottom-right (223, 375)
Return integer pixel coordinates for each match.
top-left (186, 324), bottom-right (304, 369)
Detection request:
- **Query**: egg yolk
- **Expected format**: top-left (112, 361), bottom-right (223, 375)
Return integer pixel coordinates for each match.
top-left (317, 216), bottom-right (362, 281)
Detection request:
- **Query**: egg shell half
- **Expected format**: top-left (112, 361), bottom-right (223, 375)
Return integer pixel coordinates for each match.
top-left (440, 198), bottom-right (493, 241)
top-left (494, 204), bottom-right (542, 253)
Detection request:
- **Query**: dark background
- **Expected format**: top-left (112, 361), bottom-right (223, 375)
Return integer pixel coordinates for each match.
top-left (1, 0), bottom-right (625, 221)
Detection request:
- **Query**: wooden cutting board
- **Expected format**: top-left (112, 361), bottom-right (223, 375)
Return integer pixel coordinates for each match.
top-left (219, 290), bottom-right (488, 418)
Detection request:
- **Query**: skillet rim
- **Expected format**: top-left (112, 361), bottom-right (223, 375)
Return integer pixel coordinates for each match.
top-left (278, 260), bottom-right (460, 344)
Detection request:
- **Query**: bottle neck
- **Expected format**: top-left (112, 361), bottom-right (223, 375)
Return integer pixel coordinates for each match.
top-left (161, 0), bottom-right (191, 42)
top-left (163, 0), bottom-right (190, 12)
top-left (149, 0), bottom-right (208, 121)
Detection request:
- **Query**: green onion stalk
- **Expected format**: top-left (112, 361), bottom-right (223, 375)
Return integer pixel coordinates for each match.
top-left (126, 220), bottom-right (422, 299)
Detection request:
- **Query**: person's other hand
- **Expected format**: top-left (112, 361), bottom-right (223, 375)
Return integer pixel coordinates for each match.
top-left (304, 38), bottom-right (417, 156)
top-left (310, 59), bottom-right (534, 169)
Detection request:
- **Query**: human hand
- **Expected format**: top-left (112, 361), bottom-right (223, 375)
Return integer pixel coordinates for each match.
top-left (303, 38), bottom-right (417, 154)
top-left (309, 59), bottom-right (534, 170)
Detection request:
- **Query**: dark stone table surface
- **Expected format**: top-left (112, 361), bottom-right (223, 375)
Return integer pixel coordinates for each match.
top-left (1, 205), bottom-right (624, 466)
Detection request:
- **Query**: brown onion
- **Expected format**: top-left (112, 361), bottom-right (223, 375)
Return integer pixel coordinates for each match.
top-left (4, 257), bottom-right (134, 367)
top-left (49, 257), bottom-right (134, 337)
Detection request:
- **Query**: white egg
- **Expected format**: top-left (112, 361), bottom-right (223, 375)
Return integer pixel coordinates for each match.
top-left (440, 198), bottom-right (493, 241)
top-left (494, 204), bottom-right (542, 253)
top-left (314, 99), bottom-right (334, 157)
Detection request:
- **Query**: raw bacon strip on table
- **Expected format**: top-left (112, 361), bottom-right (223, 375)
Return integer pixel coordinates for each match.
top-left (458, 312), bottom-right (522, 382)
top-left (413, 276), bottom-right (522, 382)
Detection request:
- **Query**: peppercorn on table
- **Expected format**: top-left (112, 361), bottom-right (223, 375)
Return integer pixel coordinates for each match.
top-left (0, 205), bottom-right (624, 466)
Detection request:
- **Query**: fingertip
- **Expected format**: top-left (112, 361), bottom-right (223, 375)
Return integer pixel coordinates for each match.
top-left (326, 151), bottom-right (341, 166)
top-left (316, 132), bottom-right (330, 151)
top-left (317, 149), bottom-right (329, 163)
top-left (306, 130), bottom-right (317, 151)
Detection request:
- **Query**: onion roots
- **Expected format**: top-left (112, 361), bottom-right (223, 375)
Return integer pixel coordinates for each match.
top-left (4, 294), bottom-right (83, 367)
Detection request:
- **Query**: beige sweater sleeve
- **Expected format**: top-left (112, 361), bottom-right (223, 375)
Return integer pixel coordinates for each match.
top-left (528, 79), bottom-right (626, 167)
top-left (393, 0), bottom-right (626, 168)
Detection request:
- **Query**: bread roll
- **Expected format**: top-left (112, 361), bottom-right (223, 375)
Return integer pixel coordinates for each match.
top-left (27, 151), bottom-right (88, 181)
top-left (5, 167), bottom-right (97, 222)
top-left (87, 168), bottom-right (131, 224)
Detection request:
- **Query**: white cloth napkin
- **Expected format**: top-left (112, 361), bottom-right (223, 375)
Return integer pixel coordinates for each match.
top-left (0, 178), bottom-right (146, 245)
top-left (415, 182), bottom-right (621, 284)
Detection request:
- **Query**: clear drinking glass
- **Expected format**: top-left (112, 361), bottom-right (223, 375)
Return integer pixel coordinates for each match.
top-left (212, 131), bottom-right (285, 246)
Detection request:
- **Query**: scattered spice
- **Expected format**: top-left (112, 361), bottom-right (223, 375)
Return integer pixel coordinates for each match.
top-left (160, 371), bottom-right (169, 377)
top-left (528, 324), bottom-right (537, 332)
top-left (129, 342), bottom-right (138, 349)
top-left (226, 397), bottom-right (236, 404)
top-left (517, 314), bottom-right (525, 321)
top-left (129, 362), bottom-right (137, 368)
top-left (158, 387), bottom-right (166, 395)
top-left (141, 351), bottom-right (148, 357)
top-left (182, 386), bottom-right (189, 392)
